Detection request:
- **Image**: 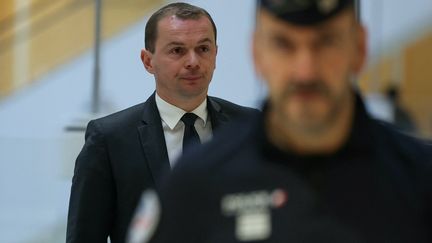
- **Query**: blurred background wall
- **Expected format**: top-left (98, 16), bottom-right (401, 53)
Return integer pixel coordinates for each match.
top-left (0, 0), bottom-right (431, 242)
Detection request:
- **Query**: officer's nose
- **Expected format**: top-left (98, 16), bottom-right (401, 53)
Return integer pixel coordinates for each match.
top-left (185, 51), bottom-right (200, 70)
top-left (292, 49), bottom-right (318, 83)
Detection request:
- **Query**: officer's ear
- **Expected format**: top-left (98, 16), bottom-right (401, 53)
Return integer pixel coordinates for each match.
top-left (252, 31), bottom-right (265, 79)
top-left (141, 49), bottom-right (155, 74)
top-left (353, 24), bottom-right (367, 74)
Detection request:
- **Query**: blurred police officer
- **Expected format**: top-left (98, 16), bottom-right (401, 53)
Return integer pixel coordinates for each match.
top-left (129, 0), bottom-right (432, 242)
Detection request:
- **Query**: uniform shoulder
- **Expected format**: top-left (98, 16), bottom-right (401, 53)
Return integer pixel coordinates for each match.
top-left (373, 119), bottom-right (432, 164)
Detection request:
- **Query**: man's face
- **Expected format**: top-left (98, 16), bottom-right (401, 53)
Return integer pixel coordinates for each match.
top-left (253, 8), bottom-right (366, 134)
top-left (142, 16), bottom-right (217, 104)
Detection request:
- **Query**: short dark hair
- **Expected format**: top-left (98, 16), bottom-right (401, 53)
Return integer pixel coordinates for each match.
top-left (145, 2), bottom-right (217, 53)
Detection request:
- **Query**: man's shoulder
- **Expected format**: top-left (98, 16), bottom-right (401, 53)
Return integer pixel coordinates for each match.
top-left (208, 96), bottom-right (260, 115)
top-left (92, 102), bottom-right (145, 128)
top-left (372, 119), bottom-right (432, 170)
top-left (88, 94), bottom-right (157, 136)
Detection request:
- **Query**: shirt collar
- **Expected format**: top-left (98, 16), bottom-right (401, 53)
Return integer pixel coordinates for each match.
top-left (155, 93), bottom-right (208, 130)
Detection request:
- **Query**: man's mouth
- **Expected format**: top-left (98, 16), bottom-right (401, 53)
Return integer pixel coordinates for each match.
top-left (285, 82), bottom-right (328, 101)
top-left (181, 75), bottom-right (201, 81)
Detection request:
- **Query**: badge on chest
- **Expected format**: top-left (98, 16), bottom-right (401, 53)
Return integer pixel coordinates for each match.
top-left (221, 189), bottom-right (288, 241)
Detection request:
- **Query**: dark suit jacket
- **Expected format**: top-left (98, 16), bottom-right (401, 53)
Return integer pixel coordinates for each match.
top-left (66, 93), bottom-right (257, 243)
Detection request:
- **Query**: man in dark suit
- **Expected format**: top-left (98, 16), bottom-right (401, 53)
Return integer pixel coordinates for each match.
top-left (66, 2), bottom-right (257, 243)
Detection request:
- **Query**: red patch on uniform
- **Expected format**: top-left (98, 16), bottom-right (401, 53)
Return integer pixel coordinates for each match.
top-left (272, 189), bottom-right (288, 208)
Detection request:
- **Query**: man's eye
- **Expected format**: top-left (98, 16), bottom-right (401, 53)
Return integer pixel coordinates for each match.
top-left (199, 46), bottom-right (210, 53)
top-left (170, 47), bottom-right (184, 55)
top-left (319, 35), bottom-right (339, 47)
top-left (272, 37), bottom-right (294, 51)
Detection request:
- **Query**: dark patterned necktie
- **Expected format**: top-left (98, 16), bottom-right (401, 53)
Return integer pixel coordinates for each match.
top-left (181, 113), bottom-right (201, 152)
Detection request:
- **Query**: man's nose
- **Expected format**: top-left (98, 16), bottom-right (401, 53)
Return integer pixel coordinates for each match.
top-left (293, 49), bottom-right (318, 82)
top-left (185, 51), bottom-right (200, 70)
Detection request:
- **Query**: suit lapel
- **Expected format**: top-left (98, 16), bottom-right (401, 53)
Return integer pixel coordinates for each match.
top-left (137, 95), bottom-right (230, 189)
top-left (137, 93), bottom-right (170, 190)
top-left (207, 97), bottom-right (230, 130)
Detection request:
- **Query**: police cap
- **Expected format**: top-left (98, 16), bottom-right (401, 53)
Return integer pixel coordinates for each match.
top-left (258, 0), bottom-right (355, 25)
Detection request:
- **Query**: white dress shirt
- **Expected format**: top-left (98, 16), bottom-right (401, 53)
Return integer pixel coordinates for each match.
top-left (155, 93), bottom-right (212, 167)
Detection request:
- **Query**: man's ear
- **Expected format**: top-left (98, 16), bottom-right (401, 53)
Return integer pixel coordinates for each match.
top-left (353, 25), bottom-right (367, 74)
top-left (214, 44), bottom-right (218, 70)
top-left (252, 32), bottom-right (264, 78)
top-left (141, 49), bottom-right (154, 74)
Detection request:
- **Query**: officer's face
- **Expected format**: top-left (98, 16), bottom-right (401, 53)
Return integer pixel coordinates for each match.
top-left (141, 15), bottom-right (217, 105)
top-left (253, 8), bottom-right (366, 133)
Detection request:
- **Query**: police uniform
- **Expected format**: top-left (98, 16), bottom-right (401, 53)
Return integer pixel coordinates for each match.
top-left (128, 1), bottom-right (432, 242)
top-left (137, 92), bottom-right (432, 243)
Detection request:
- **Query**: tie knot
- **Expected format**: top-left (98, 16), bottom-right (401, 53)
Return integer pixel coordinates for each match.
top-left (181, 113), bottom-right (198, 126)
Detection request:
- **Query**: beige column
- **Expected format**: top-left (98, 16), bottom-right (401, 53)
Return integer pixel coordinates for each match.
top-left (0, 0), bottom-right (15, 96)
top-left (13, 0), bottom-right (30, 90)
